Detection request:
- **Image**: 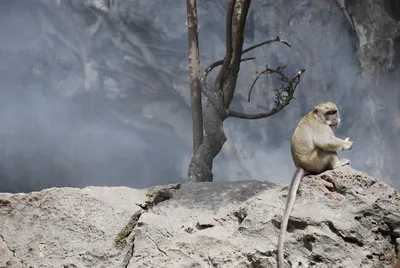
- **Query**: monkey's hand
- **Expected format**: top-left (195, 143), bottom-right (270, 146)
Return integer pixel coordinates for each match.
top-left (342, 140), bottom-right (353, 150)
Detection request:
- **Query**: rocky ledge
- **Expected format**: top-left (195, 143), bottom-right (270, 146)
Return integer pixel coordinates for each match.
top-left (0, 166), bottom-right (399, 268)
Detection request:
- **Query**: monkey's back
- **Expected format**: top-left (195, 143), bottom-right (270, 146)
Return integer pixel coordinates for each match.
top-left (291, 112), bottom-right (332, 173)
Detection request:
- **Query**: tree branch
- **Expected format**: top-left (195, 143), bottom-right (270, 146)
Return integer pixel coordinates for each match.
top-left (242, 36), bottom-right (291, 55)
top-left (186, 0), bottom-right (203, 153)
top-left (221, 0), bottom-right (252, 109)
top-left (200, 57), bottom-right (255, 110)
top-left (227, 109), bottom-right (277, 119)
top-left (230, 0), bottom-right (252, 66)
top-left (207, 57), bottom-right (255, 74)
top-left (248, 66), bottom-right (282, 101)
top-left (201, 35), bottom-right (291, 103)
top-left (248, 66), bottom-right (305, 102)
top-left (200, 67), bottom-right (217, 102)
top-left (215, 0), bottom-right (236, 90)
top-left (228, 68), bottom-right (305, 120)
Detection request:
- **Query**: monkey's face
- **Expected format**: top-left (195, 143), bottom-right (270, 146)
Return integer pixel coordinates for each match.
top-left (325, 109), bottom-right (340, 128)
top-left (313, 102), bottom-right (341, 128)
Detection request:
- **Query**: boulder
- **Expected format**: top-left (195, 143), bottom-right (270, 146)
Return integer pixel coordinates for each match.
top-left (0, 167), bottom-right (399, 267)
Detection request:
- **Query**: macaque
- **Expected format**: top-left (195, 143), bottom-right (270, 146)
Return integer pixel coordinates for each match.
top-left (277, 102), bottom-right (353, 268)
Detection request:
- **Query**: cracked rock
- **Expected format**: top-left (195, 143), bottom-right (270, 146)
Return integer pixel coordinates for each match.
top-left (0, 167), bottom-right (399, 267)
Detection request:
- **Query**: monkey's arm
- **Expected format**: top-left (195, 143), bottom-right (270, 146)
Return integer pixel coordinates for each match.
top-left (313, 134), bottom-right (348, 152)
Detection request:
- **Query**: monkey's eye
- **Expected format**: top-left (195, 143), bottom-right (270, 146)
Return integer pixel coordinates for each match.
top-left (326, 110), bottom-right (337, 115)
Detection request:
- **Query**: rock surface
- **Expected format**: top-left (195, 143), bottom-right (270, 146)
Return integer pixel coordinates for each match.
top-left (0, 167), bottom-right (399, 267)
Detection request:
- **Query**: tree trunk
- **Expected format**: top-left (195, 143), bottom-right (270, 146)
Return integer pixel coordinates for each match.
top-left (187, 0), bottom-right (304, 182)
top-left (188, 100), bottom-right (228, 182)
top-left (188, 0), bottom-right (251, 182)
top-left (186, 0), bottom-right (203, 153)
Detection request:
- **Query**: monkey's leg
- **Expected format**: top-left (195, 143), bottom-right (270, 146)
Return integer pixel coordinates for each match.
top-left (337, 158), bottom-right (350, 167)
top-left (330, 154), bottom-right (350, 169)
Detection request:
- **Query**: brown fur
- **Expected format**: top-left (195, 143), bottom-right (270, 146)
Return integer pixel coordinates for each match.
top-left (395, 258), bottom-right (400, 268)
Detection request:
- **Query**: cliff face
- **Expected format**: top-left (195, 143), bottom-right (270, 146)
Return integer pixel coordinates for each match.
top-left (1, 167), bottom-right (399, 268)
top-left (1, 0), bottom-right (400, 193)
top-left (336, 0), bottom-right (400, 74)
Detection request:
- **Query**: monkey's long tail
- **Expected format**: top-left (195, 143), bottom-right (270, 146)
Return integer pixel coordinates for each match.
top-left (277, 167), bottom-right (306, 268)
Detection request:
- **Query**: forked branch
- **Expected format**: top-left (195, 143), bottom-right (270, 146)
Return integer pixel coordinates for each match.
top-left (202, 34), bottom-right (291, 102)
top-left (201, 35), bottom-right (292, 103)
top-left (248, 66), bottom-right (305, 102)
top-left (200, 56), bottom-right (255, 108)
top-left (227, 67), bottom-right (305, 120)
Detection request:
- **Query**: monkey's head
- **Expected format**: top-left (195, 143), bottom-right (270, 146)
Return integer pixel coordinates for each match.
top-left (313, 101), bottom-right (341, 128)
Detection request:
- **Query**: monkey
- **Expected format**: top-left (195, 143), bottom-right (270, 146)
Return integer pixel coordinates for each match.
top-left (277, 101), bottom-right (353, 268)
top-left (396, 258), bottom-right (400, 268)
top-left (395, 245), bottom-right (400, 268)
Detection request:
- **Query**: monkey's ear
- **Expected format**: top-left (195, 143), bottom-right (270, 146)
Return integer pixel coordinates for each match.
top-left (313, 107), bottom-right (319, 114)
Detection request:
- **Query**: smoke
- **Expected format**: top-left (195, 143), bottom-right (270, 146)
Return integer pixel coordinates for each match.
top-left (0, 0), bottom-right (189, 193)
top-left (0, 0), bottom-right (398, 193)
top-left (196, 0), bottom-right (400, 189)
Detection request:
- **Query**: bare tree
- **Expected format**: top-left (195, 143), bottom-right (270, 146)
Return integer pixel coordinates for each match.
top-left (186, 0), bottom-right (305, 182)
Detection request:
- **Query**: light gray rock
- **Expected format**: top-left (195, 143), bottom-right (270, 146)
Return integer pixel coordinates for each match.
top-left (0, 167), bottom-right (399, 267)
top-left (0, 186), bottom-right (148, 268)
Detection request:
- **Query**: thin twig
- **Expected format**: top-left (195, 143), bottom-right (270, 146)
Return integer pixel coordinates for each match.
top-left (242, 36), bottom-right (291, 55)
top-left (247, 66), bottom-right (288, 102)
